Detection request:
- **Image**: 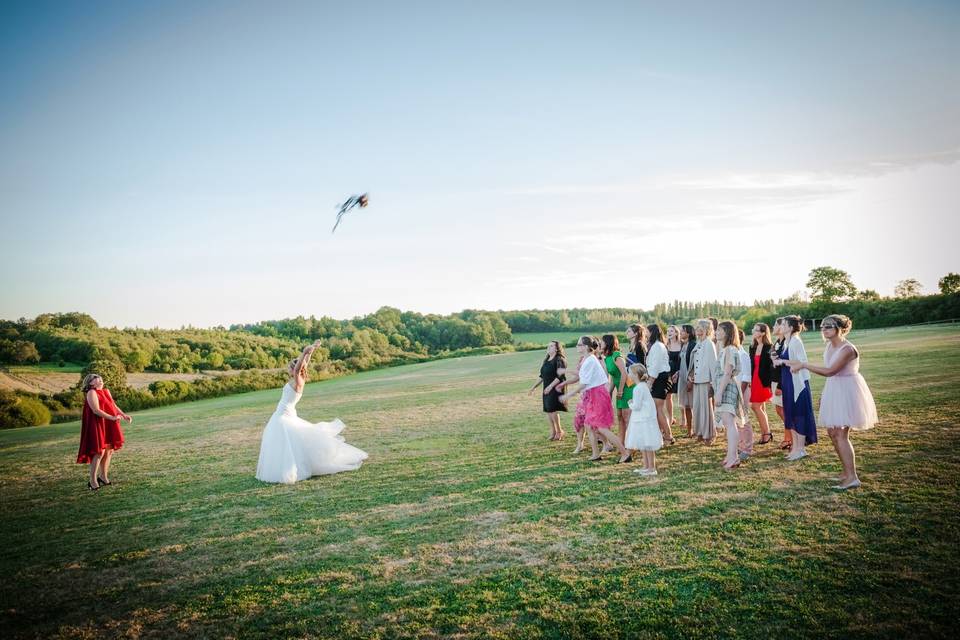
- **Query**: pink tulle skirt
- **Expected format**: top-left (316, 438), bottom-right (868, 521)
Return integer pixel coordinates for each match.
top-left (582, 385), bottom-right (614, 430)
top-left (574, 400), bottom-right (586, 433)
top-left (818, 374), bottom-right (878, 430)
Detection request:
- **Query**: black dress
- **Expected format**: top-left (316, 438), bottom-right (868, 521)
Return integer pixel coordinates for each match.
top-left (540, 356), bottom-right (568, 413)
top-left (667, 348), bottom-right (681, 395)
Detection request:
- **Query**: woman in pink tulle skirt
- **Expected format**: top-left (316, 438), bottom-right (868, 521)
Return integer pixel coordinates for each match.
top-left (784, 314), bottom-right (877, 490)
top-left (558, 336), bottom-right (630, 463)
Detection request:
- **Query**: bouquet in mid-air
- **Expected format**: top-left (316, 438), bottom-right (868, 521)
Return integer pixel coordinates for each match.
top-left (332, 193), bottom-right (369, 233)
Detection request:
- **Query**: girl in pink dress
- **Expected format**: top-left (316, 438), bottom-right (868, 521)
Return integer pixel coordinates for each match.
top-left (558, 352), bottom-right (589, 453)
top-left (783, 314), bottom-right (878, 490)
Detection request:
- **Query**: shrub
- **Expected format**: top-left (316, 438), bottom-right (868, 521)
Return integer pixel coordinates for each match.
top-left (0, 391), bottom-right (52, 428)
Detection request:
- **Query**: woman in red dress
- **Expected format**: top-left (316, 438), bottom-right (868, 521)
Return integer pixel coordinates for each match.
top-left (77, 374), bottom-right (131, 490)
top-left (749, 323), bottom-right (775, 444)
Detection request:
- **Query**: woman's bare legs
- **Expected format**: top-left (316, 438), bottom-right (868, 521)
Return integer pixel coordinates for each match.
top-left (722, 413), bottom-right (739, 467)
top-left (654, 398), bottom-right (673, 442)
top-left (751, 402), bottom-right (771, 440)
top-left (99, 449), bottom-right (113, 483)
top-left (88, 453), bottom-right (102, 488)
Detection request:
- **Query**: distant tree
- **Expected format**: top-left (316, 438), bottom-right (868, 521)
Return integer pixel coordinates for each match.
top-left (14, 341), bottom-right (40, 364)
top-left (0, 340), bottom-right (41, 364)
top-left (80, 357), bottom-right (127, 391)
top-left (122, 349), bottom-right (151, 373)
top-left (894, 278), bottom-right (923, 298)
top-left (857, 289), bottom-right (882, 301)
top-left (806, 266), bottom-right (857, 302)
top-left (939, 273), bottom-right (960, 295)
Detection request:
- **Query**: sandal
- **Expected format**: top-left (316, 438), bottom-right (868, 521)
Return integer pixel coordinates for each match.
top-left (87, 482), bottom-right (99, 491)
top-left (589, 456), bottom-right (604, 462)
top-left (759, 434), bottom-right (773, 445)
top-left (98, 476), bottom-right (111, 486)
top-left (779, 441), bottom-right (792, 450)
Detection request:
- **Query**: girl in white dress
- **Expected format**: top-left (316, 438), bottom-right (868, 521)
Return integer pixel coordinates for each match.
top-left (255, 340), bottom-right (368, 484)
top-left (624, 364), bottom-right (663, 476)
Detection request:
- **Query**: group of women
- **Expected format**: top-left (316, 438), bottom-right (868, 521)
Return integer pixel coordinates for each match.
top-left (529, 314), bottom-right (879, 490)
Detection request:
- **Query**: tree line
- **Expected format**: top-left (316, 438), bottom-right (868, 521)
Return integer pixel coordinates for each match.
top-left (2, 269), bottom-right (957, 427)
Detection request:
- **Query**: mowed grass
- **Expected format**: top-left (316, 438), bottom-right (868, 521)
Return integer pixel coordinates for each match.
top-left (1, 325), bottom-right (959, 639)
top-left (7, 362), bottom-right (87, 373)
top-left (514, 331), bottom-right (603, 346)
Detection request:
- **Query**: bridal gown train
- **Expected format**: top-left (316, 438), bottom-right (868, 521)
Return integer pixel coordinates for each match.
top-left (255, 383), bottom-right (368, 484)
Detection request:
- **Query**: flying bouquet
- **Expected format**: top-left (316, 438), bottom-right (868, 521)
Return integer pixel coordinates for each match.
top-left (332, 193), bottom-right (369, 234)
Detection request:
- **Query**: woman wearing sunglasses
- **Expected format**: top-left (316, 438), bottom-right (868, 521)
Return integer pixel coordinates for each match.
top-left (781, 314), bottom-right (878, 489)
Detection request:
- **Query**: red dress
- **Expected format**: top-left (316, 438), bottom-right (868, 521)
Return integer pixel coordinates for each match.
top-left (99, 389), bottom-right (125, 451)
top-left (77, 390), bottom-right (107, 463)
top-left (751, 355), bottom-right (773, 402)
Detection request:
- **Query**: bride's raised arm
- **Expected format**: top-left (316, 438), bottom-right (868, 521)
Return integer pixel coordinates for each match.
top-left (294, 340), bottom-right (323, 379)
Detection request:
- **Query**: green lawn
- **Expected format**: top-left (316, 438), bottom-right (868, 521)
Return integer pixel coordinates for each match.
top-left (514, 331), bottom-right (617, 346)
top-left (7, 361), bottom-right (86, 374)
top-left (1, 325), bottom-right (958, 638)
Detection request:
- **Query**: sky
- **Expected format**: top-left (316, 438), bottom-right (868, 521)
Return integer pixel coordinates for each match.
top-left (1, 0), bottom-right (958, 328)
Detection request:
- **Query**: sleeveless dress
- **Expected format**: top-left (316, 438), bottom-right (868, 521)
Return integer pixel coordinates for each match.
top-left (77, 391), bottom-right (108, 464)
top-left (573, 358), bottom-right (587, 433)
top-left (818, 342), bottom-right (878, 430)
top-left (99, 388), bottom-right (125, 450)
top-left (667, 347), bottom-right (681, 395)
top-left (255, 383), bottom-right (368, 484)
top-left (751, 354), bottom-right (773, 402)
top-left (780, 345), bottom-right (817, 443)
top-left (677, 342), bottom-right (694, 409)
top-left (713, 346), bottom-right (743, 420)
top-left (605, 351), bottom-right (630, 410)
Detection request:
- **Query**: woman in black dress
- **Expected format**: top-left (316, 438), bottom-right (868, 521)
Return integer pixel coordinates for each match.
top-left (665, 325), bottom-right (683, 428)
top-left (528, 340), bottom-right (568, 440)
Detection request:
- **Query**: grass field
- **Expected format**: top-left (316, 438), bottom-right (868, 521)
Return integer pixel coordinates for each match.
top-left (7, 362), bottom-right (87, 374)
top-left (2, 325), bottom-right (959, 639)
top-left (513, 331), bottom-right (607, 346)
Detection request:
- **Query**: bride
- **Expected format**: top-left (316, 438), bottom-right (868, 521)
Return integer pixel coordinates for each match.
top-left (255, 340), bottom-right (368, 483)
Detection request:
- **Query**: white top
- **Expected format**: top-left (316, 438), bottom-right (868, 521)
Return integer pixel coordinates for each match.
top-left (578, 354), bottom-right (608, 390)
top-left (646, 341), bottom-right (670, 378)
top-left (737, 347), bottom-right (752, 383)
top-left (785, 334), bottom-right (812, 402)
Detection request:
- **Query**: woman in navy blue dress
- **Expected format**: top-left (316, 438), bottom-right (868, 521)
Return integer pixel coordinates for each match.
top-left (773, 315), bottom-right (817, 460)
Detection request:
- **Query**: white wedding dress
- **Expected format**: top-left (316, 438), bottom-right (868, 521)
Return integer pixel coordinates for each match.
top-left (255, 383), bottom-right (368, 483)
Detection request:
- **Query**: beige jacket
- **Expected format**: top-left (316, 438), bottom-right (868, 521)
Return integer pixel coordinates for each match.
top-left (691, 337), bottom-right (718, 383)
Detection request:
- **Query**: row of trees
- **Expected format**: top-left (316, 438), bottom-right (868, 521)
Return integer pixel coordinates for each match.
top-left (3, 269), bottom-right (957, 427)
top-left (805, 267), bottom-right (959, 302)
top-left (0, 309), bottom-right (516, 375)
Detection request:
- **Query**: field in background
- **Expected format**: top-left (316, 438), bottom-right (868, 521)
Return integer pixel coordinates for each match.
top-left (1, 325), bottom-right (959, 638)
top-left (513, 331), bottom-right (605, 346)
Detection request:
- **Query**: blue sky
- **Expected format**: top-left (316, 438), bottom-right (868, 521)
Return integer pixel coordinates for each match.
top-left (1, 0), bottom-right (958, 328)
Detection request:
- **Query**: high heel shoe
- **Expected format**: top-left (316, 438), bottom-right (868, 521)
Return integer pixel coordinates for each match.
top-left (97, 476), bottom-right (111, 486)
top-left (87, 482), bottom-right (99, 491)
top-left (759, 433), bottom-right (773, 445)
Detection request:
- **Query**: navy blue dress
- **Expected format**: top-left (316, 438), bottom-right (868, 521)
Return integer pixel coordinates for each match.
top-left (779, 346), bottom-right (817, 443)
